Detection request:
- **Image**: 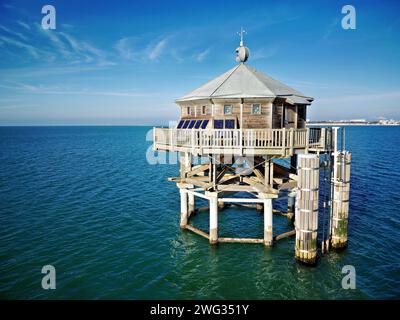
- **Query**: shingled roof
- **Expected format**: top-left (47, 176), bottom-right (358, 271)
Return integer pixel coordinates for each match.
top-left (176, 63), bottom-right (313, 104)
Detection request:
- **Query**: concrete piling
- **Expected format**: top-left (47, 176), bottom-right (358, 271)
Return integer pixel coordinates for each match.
top-left (287, 190), bottom-right (296, 221)
top-left (331, 151), bottom-right (351, 249)
top-left (188, 192), bottom-right (195, 217)
top-left (264, 198), bottom-right (273, 246)
top-left (180, 188), bottom-right (188, 228)
top-left (295, 154), bottom-right (320, 265)
top-left (209, 193), bottom-right (218, 244)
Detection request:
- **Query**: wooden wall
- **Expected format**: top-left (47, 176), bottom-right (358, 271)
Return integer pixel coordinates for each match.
top-left (177, 99), bottom-right (308, 129)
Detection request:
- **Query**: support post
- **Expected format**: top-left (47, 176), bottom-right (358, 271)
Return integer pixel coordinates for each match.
top-left (209, 193), bottom-right (218, 244)
top-left (290, 154), bottom-right (297, 174)
top-left (264, 198), bottom-right (273, 246)
top-left (240, 99), bottom-right (243, 154)
top-left (180, 188), bottom-right (188, 228)
top-left (331, 151), bottom-right (351, 249)
top-left (327, 127), bottom-right (340, 251)
top-left (295, 154), bottom-right (320, 265)
top-left (287, 189), bottom-right (296, 221)
top-left (269, 161), bottom-right (274, 187)
top-left (188, 192), bottom-right (195, 217)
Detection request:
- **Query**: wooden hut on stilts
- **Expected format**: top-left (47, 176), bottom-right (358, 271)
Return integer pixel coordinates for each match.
top-left (153, 29), bottom-right (352, 265)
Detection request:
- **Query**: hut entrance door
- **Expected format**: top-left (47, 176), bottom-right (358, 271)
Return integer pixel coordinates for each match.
top-left (284, 105), bottom-right (297, 129)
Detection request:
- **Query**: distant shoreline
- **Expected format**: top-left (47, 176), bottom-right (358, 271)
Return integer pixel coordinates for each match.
top-left (308, 122), bottom-right (400, 126)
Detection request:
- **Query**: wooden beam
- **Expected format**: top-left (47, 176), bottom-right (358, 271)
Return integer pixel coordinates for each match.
top-left (253, 168), bottom-right (265, 182)
top-left (218, 237), bottom-right (264, 244)
top-left (274, 229), bottom-right (296, 241)
top-left (217, 184), bottom-right (255, 192)
top-left (185, 225), bottom-right (209, 240)
top-left (187, 164), bottom-right (209, 177)
top-left (278, 180), bottom-right (298, 191)
top-left (216, 165), bottom-right (231, 183)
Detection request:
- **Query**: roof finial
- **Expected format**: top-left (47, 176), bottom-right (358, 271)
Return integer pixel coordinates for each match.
top-left (238, 27), bottom-right (246, 47)
top-left (235, 27), bottom-right (250, 63)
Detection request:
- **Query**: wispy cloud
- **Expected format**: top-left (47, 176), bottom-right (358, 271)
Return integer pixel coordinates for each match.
top-left (0, 18), bottom-right (112, 66)
top-left (114, 37), bottom-right (137, 61)
top-left (34, 23), bottom-right (111, 65)
top-left (251, 46), bottom-right (279, 60)
top-left (16, 21), bottom-right (31, 30)
top-left (0, 35), bottom-right (39, 58)
top-left (323, 18), bottom-right (340, 40)
top-left (2, 3), bottom-right (15, 10)
top-left (146, 37), bottom-right (168, 61)
top-left (115, 35), bottom-right (170, 62)
top-left (0, 25), bottom-right (28, 41)
top-left (1, 82), bottom-right (158, 98)
top-left (194, 48), bottom-right (211, 62)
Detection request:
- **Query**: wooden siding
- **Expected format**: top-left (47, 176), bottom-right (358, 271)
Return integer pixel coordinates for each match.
top-left (177, 99), bottom-right (306, 130)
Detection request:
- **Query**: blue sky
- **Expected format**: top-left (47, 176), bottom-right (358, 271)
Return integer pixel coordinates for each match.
top-left (0, 0), bottom-right (399, 125)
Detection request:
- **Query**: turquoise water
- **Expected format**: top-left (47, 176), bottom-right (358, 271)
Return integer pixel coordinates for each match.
top-left (0, 126), bottom-right (399, 299)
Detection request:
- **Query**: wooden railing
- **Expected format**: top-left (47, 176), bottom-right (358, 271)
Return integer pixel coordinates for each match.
top-left (153, 127), bottom-right (330, 154)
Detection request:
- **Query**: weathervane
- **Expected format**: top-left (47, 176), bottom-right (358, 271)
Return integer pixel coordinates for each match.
top-left (236, 27), bottom-right (250, 63)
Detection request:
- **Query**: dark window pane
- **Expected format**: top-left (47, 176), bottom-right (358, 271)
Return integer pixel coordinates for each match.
top-left (225, 119), bottom-right (235, 129)
top-left (194, 120), bottom-right (202, 129)
top-left (177, 120), bottom-right (185, 129)
top-left (188, 120), bottom-right (196, 129)
top-left (182, 120), bottom-right (190, 129)
top-left (201, 120), bottom-right (209, 129)
top-left (214, 119), bottom-right (223, 129)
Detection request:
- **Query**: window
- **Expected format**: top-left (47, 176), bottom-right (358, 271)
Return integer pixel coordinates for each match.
top-left (186, 107), bottom-right (191, 115)
top-left (214, 119), bottom-right (224, 129)
top-left (194, 120), bottom-right (202, 129)
top-left (224, 105), bottom-right (232, 115)
top-left (202, 106), bottom-right (207, 115)
top-left (225, 119), bottom-right (235, 129)
top-left (252, 104), bottom-right (261, 114)
top-left (182, 120), bottom-right (190, 129)
top-left (201, 120), bottom-right (209, 129)
top-left (298, 105), bottom-right (306, 120)
top-left (177, 120), bottom-right (185, 129)
top-left (188, 120), bottom-right (196, 129)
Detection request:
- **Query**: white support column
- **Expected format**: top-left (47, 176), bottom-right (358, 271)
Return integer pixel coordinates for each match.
top-left (295, 154), bottom-right (320, 265)
top-left (332, 127), bottom-right (339, 183)
top-left (328, 126), bottom-right (340, 249)
top-left (209, 194), bottom-right (218, 244)
top-left (240, 101), bottom-right (243, 153)
top-left (331, 151), bottom-right (351, 249)
top-left (287, 189), bottom-right (296, 220)
top-left (180, 188), bottom-right (188, 228)
top-left (264, 198), bottom-right (273, 246)
top-left (188, 192), bottom-right (195, 217)
top-left (185, 152), bottom-right (191, 174)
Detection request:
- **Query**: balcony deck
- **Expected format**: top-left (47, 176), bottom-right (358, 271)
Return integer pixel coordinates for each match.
top-left (153, 127), bottom-right (331, 157)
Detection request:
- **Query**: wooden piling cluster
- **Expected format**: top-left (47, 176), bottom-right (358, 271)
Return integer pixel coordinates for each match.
top-left (331, 151), bottom-right (351, 249)
top-left (295, 154), bottom-right (320, 265)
